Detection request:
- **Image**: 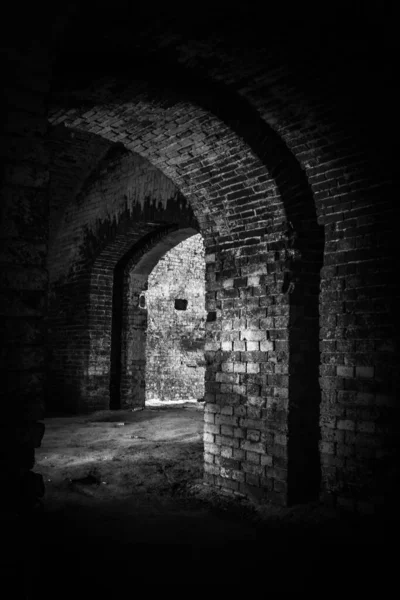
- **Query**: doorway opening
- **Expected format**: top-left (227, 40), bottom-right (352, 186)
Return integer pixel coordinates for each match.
top-left (144, 233), bottom-right (206, 406)
top-left (110, 228), bottom-right (206, 411)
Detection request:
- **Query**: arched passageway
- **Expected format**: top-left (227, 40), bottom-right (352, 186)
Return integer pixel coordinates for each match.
top-left (109, 228), bottom-right (204, 410)
top-left (46, 54), bottom-right (324, 506)
top-left (47, 144), bottom-right (198, 413)
top-left (2, 7), bottom-right (396, 520)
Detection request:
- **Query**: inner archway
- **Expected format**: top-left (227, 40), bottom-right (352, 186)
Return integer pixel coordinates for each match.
top-left (110, 227), bottom-right (203, 410)
top-left (48, 60), bottom-right (324, 505)
top-left (145, 233), bottom-right (206, 405)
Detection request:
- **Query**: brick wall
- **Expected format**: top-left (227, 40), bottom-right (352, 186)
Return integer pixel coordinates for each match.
top-left (145, 233), bottom-right (206, 402)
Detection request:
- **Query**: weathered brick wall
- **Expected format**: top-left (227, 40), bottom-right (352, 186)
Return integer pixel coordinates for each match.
top-left (145, 233), bottom-right (206, 402)
top-left (201, 221), bottom-right (323, 506)
top-left (47, 147), bottom-right (197, 413)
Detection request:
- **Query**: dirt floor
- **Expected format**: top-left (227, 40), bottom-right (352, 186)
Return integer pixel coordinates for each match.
top-left (3, 403), bottom-right (397, 597)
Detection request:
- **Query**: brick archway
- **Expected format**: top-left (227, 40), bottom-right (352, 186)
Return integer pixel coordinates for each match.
top-left (0, 6), bottom-right (396, 516)
top-left (47, 148), bottom-right (198, 414)
top-left (110, 227), bottom-right (201, 410)
top-left (48, 66), bottom-right (324, 505)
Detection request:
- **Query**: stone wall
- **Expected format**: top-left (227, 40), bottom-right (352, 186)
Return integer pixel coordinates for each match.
top-left (145, 234), bottom-right (206, 402)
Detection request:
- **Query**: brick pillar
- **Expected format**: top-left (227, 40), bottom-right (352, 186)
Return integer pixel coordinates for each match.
top-left (202, 238), bottom-right (294, 505)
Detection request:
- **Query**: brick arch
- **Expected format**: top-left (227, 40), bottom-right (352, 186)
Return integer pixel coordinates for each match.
top-left (48, 69), bottom-right (324, 504)
top-left (1, 7), bottom-right (395, 515)
top-left (49, 75), bottom-right (293, 237)
top-left (110, 226), bottom-right (200, 410)
top-left (47, 147), bottom-right (198, 414)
